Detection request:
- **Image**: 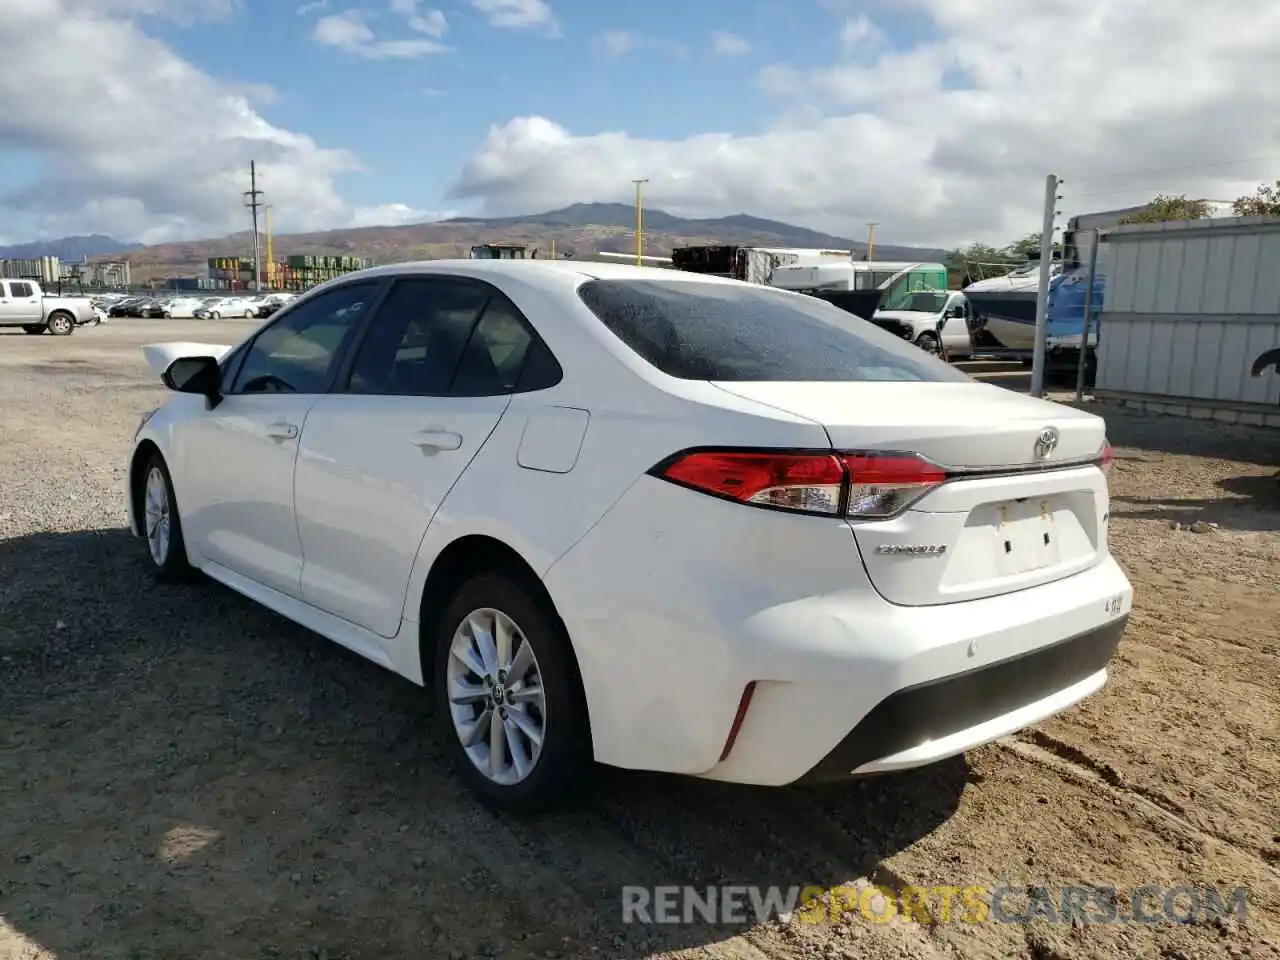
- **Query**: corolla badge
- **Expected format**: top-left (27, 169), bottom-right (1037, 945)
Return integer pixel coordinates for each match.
top-left (874, 544), bottom-right (947, 556)
top-left (1034, 427), bottom-right (1059, 459)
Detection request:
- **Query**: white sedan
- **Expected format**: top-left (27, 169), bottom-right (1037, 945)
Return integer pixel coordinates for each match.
top-left (126, 259), bottom-right (1132, 810)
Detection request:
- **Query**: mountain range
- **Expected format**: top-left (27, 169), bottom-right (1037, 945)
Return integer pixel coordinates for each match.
top-left (0, 234), bottom-right (144, 261)
top-left (1, 204), bottom-right (951, 283)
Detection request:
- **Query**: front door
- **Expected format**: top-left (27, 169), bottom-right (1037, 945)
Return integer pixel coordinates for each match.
top-left (0, 281), bottom-right (42, 324)
top-left (294, 278), bottom-right (537, 638)
top-left (177, 280), bottom-right (381, 598)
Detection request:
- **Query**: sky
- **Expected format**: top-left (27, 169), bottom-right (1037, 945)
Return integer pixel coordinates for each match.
top-left (2, 0), bottom-right (1280, 250)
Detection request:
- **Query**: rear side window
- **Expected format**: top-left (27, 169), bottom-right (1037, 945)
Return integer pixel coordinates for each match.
top-left (576, 279), bottom-right (970, 382)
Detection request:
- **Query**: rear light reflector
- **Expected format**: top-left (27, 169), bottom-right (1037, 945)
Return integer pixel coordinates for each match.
top-left (653, 449), bottom-right (947, 519)
top-left (1099, 442), bottom-right (1114, 476)
top-left (719, 681), bottom-right (757, 762)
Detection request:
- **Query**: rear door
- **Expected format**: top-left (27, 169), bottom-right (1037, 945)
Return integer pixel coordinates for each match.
top-left (293, 277), bottom-right (548, 638)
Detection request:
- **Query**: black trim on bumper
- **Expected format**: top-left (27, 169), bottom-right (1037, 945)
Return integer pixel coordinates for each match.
top-left (794, 616), bottom-right (1127, 784)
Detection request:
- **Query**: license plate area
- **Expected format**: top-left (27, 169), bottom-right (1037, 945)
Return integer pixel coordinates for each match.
top-left (991, 498), bottom-right (1061, 575)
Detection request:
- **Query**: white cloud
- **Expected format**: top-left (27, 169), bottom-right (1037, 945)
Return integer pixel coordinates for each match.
top-left (312, 5), bottom-right (447, 58)
top-left (838, 14), bottom-right (882, 50)
top-left (591, 30), bottom-right (687, 61)
top-left (451, 0), bottom-right (1280, 248)
top-left (348, 203), bottom-right (455, 228)
top-left (470, 0), bottom-right (557, 35)
top-left (592, 29), bottom-right (637, 58)
top-left (710, 30), bottom-right (750, 56)
top-left (0, 0), bottom-right (419, 244)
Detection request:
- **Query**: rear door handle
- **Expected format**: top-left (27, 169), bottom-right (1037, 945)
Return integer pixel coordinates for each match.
top-left (265, 422), bottom-right (299, 440)
top-left (411, 428), bottom-right (463, 452)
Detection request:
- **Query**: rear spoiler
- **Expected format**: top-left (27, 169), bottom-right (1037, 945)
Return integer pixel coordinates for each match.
top-left (142, 342), bottom-right (232, 377)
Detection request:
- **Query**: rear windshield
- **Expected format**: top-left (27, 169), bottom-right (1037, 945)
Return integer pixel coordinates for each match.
top-left (577, 279), bottom-right (971, 382)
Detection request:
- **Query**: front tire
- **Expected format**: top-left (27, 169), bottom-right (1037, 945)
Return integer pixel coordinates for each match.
top-left (211, 311), bottom-right (222, 320)
top-left (46, 312), bottom-right (74, 336)
top-left (915, 331), bottom-right (941, 356)
top-left (139, 454), bottom-right (196, 582)
top-left (433, 573), bottom-right (592, 812)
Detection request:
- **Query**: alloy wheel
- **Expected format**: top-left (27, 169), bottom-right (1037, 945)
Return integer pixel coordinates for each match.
top-left (446, 607), bottom-right (547, 786)
top-left (143, 467), bottom-right (171, 566)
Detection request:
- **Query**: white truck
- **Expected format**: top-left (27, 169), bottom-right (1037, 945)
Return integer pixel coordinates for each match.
top-left (0, 279), bottom-right (101, 335)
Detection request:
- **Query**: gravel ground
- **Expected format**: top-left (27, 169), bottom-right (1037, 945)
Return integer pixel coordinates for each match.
top-left (1, 320), bottom-right (1278, 960)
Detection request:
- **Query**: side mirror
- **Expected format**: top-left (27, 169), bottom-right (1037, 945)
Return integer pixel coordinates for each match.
top-left (162, 356), bottom-right (222, 407)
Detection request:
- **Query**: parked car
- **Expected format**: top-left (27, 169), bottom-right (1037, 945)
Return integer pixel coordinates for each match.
top-left (127, 260), bottom-right (1132, 810)
top-left (0, 278), bottom-right (100, 335)
top-left (199, 297), bottom-right (257, 320)
top-left (109, 297), bottom-right (147, 318)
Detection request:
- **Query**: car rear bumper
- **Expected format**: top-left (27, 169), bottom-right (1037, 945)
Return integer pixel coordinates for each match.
top-left (545, 476), bottom-right (1133, 785)
top-left (791, 615), bottom-right (1123, 782)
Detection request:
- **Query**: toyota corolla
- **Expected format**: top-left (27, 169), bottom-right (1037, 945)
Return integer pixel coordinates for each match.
top-left (126, 259), bottom-right (1132, 810)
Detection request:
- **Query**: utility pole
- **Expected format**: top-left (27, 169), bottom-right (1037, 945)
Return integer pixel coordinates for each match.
top-left (866, 221), bottom-right (879, 261)
top-left (633, 178), bottom-right (649, 265)
top-left (243, 161), bottom-right (264, 293)
top-left (264, 204), bottom-right (274, 290)
top-left (1030, 174), bottom-right (1060, 398)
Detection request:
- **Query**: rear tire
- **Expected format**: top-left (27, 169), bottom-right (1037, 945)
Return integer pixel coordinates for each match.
top-left (46, 312), bottom-right (74, 336)
top-left (433, 572), bottom-right (593, 812)
top-left (138, 453), bottom-right (197, 583)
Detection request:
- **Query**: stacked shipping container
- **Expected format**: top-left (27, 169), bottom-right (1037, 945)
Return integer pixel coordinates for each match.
top-left (205, 255), bottom-right (375, 292)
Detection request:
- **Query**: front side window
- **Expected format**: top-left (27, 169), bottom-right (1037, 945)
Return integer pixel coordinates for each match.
top-left (230, 282), bottom-right (377, 394)
top-left (577, 279), bottom-right (970, 382)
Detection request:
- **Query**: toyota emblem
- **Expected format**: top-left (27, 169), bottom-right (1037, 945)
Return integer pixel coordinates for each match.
top-left (1034, 427), bottom-right (1059, 459)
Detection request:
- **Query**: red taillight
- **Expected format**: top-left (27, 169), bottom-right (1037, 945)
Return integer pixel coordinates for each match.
top-left (1100, 442), bottom-right (1114, 476)
top-left (660, 450), bottom-right (845, 515)
top-left (654, 449), bottom-right (946, 519)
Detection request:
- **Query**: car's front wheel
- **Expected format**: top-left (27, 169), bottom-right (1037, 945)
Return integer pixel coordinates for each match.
top-left (915, 331), bottom-right (941, 356)
top-left (139, 453), bottom-right (196, 582)
top-left (433, 573), bottom-right (592, 811)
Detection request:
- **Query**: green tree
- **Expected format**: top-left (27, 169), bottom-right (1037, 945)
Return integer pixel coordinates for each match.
top-left (1232, 180), bottom-right (1280, 217)
top-left (1004, 233), bottom-right (1045, 260)
top-left (1118, 194), bottom-right (1212, 224)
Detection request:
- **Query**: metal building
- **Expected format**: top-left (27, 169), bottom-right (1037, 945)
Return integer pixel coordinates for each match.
top-left (1093, 216), bottom-right (1280, 426)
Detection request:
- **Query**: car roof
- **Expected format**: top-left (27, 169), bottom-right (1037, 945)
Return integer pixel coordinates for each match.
top-left (342, 258), bottom-right (747, 291)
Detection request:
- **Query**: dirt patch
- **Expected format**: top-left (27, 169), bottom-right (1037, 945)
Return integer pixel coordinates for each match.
top-left (1, 324), bottom-right (1277, 960)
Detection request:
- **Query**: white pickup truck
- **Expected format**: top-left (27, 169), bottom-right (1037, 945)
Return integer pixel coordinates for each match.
top-left (0, 279), bottom-right (102, 335)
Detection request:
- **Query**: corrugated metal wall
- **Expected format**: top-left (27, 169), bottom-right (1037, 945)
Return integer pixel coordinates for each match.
top-left (1095, 216), bottom-right (1280, 409)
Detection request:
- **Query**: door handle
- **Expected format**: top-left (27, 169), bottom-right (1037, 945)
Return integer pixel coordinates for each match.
top-left (410, 428), bottom-right (463, 452)
top-left (265, 422), bottom-right (299, 440)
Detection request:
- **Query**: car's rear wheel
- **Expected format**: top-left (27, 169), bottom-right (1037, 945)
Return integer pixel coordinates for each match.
top-left (21, 325), bottom-right (44, 335)
top-left (433, 573), bottom-right (592, 811)
top-left (140, 454), bottom-right (195, 582)
top-left (46, 312), bottom-right (74, 336)
top-left (211, 311), bottom-right (221, 320)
